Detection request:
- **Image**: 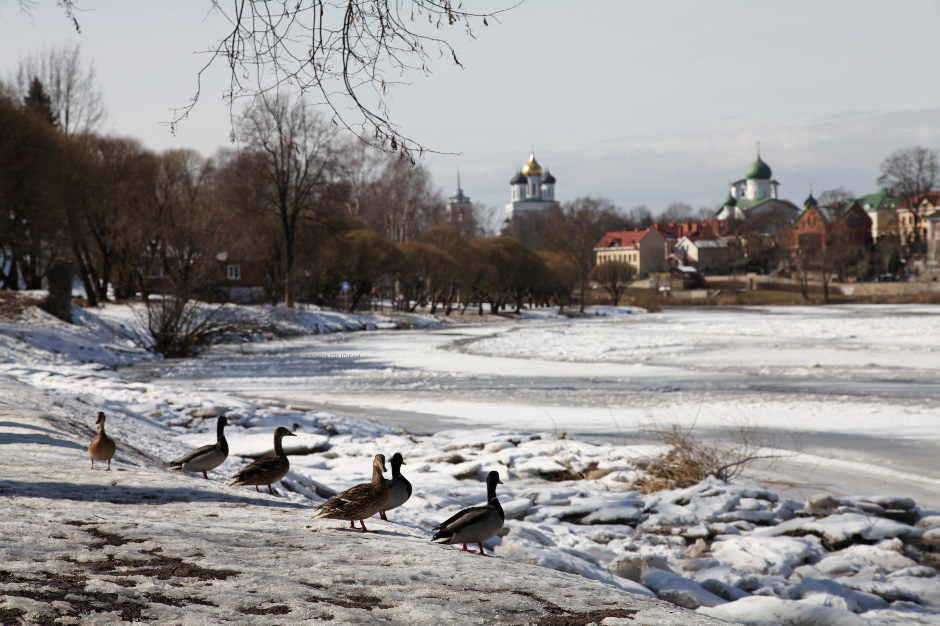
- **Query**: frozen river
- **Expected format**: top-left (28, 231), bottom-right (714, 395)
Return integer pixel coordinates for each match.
top-left (134, 305), bottom-right (940, 509)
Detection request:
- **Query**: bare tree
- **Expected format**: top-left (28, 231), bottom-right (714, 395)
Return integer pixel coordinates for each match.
top-left (589, 261), bottom-right (636, 306)
top-left (12, 42), bottom-right (106, 135)
top-left (818, 187), bottom-right (854, 209)
top-left (77, 136), bottom-right (159, 302)
top-left (658, 201), bottom-right (693, 223)
top-left (364, 156), bottom-right (443, 243)
top-left (0, 91), bottom-right (69, 290)
top-left (626, 203), bottom-right (654, 228)
top-left (775, 241), bottom-right (811, 302)
top-left (878, 147), bottom-right (939, 249)
top-left (696, 205), bottom-right (718, 221)
top-left (322, 228), bottom-right (401, 311)
top-left (417, 224), bottom-right (473, 313)
top-left (15, 0), bottom-right (80, 31)
top-left (22, 2), bottom-right (515, 155)
top-left (181, 1), bottom-right (514, 159)
top-left (537, 251), bottom-right (578, 313)
top-left (338, 136), bottom-right (384, 220)
top-left (237, 94), bottom-right (341, 307)
top-left (543, 196), bottom-right (624, 313)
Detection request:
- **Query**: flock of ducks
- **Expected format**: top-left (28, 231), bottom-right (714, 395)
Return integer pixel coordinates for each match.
top-left (86, 412), bottom-right (505, 555)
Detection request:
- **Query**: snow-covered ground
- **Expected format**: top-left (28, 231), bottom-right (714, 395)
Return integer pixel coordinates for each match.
top-left (2, 301), bottom-right (940, 625)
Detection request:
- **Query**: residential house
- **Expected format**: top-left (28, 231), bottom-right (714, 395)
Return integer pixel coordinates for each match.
top-left (673, 236), bottom-right (730, 273)
top-left (594, 229), bottom-right (667, 278)
top-left (786, 193), bottom-right (872, 258)
top-left (927, 209), bottom-right (940, 264)
top-left (213, 252), bottom-right (266, 303)
top-left (651, 220), bottom-right (720, 262)
top-left (856, 188), bottom-right (900, 242)
top-left (145, 251), bottom-right (266, 303)
top-left (898, 192), bottom-right (940, 245)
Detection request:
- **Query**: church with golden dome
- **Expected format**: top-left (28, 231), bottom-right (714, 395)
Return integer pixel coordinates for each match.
top-left (505, 151), bottom-right (558, 221)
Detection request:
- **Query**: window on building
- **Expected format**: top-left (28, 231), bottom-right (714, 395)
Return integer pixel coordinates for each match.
top-left (227, 265), bottom-right (242, 280)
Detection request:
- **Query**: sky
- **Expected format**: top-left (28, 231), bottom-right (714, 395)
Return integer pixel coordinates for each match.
top-left (3, 1), bottom-right (940, 223)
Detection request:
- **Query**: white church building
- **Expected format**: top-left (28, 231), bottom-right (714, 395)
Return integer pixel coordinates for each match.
top-left (716, 147), bottom-right (799, 224)
top-left (505, 151), bottom-right (558, 221)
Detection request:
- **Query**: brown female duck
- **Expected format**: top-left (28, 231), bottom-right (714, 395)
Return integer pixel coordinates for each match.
top-left (314, 454), bottom-right (388, 532)
top-left (230, 426), bottom-right (295, 494)
top-left (88, 411), bottom-right (116, 470)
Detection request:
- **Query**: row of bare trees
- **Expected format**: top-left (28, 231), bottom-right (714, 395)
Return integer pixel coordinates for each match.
top-left (0, 71), bottom-right (491, 308)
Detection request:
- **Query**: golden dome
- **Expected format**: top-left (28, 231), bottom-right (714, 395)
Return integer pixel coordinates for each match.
top-left (521, 152), bottom-right (543, 177)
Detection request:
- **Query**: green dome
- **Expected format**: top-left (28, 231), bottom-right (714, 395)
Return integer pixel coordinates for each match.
top-left (723, 192), bottom-right (737, 206)
top-left (804, 193), bottom-right (818, 208)
top-left (745, 155), bottom-right (772, 180)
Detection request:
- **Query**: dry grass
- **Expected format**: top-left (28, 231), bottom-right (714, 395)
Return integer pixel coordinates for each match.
top-left (0, 291), bottom-right (44, 321)
top-left (635, 417), bottom-right (793, 494)
top-left (858, 291), bottom-right (940, 305)
top-left (539, 461), bottom-right (614, 483)
top-left (625, 290), bottom-right (664, 312)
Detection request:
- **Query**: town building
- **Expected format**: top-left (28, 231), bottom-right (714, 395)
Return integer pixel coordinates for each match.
top-left (446, 170), bottom-right (472, 228)
top-left (856, 188), bottom-right (900, 242)
top-left (927, 210), bottom-right (940, 264)
top-left (785, 192), bottom-right (872, 257)
top-left (673, 236), bottom-right (730, 273)
top-left (897, 192), bottom-right (940, 245)
top-left (594, 229), bottom-right (667, 278)
top-left (504, 151), bottom-right (558, 221)
top-left (716, 148), bottom-right (800, 229)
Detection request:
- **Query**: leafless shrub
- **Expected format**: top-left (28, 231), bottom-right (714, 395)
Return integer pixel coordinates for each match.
top-left (132, 299), bottom-right (253, 358)
top-left (635, 417), bottom-right (792, 494)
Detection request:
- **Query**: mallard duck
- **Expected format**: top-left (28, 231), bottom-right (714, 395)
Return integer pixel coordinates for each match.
top-left (431, 470), bottom-right (504, 555)
top-left (88, 411), bottom-right (116, 470)
top-left (230, 426), bottom-right (295, 494)
top-left (314, 454), bottom-right (388, 532)
top-left (170, 415), bottom-right (229, 479)
top-left (379, 452), bottom-right (412, 521)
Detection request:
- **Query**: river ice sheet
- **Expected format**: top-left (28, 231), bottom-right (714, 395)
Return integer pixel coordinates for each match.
top-left (122, 304), bottom-right (940, 509)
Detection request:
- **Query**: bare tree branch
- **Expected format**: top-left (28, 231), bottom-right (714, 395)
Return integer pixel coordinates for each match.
top-left (178, 1), bottom-right (516, 161)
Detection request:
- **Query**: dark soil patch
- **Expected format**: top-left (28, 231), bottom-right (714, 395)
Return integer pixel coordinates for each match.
top-left (0, 565), bottom-right (221, 623)
top-left (0, 570), bottom-right (150, 622)
top-left (307, 590), bottom-right (390, 611)
top-left (146, 592), bottom-right (217, 608)
top-left (83, 551), bottom-right (239, 581)
top-left (83, 526), bottom-right (146, 547)
top-left (529, 608), bottom-right (640, 625)
top-left (508, 591), bottom-right (639, 626)
top-left (511, 590), bottom-right (563, 614)
top-left (0, 605), bottom-right (26, 625)
top-left (244, 604), bottom-right (291, 615)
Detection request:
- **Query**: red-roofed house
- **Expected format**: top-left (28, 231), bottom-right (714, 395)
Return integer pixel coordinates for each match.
top-left (594, 229), bottom-right (667, 278)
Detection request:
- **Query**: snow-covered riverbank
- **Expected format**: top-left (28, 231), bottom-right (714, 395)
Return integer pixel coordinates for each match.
top-left (3, 301), bottom-right (940, 625)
